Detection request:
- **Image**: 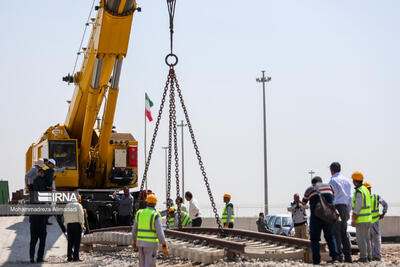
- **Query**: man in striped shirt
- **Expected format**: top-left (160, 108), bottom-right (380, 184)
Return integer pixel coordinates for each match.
top-left (302, 176), bottom-right (339, 264)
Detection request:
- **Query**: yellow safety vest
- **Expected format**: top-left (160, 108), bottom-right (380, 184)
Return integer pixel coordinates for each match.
top-left (168, 211), bottom-right (192, 227)
top-left (371, 194), bottom-right (380, 224)
top-left (135, 208), bottom-right (160, 243)
top-left (168, 216), bottom-right (175, 228)
top-left (352, 185), bottom-right (372, 224)
top-left (222, 202), bottom-right (235, 223)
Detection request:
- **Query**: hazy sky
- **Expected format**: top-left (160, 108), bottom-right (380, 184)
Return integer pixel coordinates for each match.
top-left (0, 1), bottom-right (399, 215)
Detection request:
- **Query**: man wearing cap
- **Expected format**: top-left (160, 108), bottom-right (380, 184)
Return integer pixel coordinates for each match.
top-left (328, 162), bottom-right (353, 263)
top-left (351, 171), bottom-right (372, 262)
top-left (25, 159), bottom-right (45, 194)
top-left (222, 194), bottom-right (235, 228)
top-left (168, 207), bottom-right (192, 228)
top-left (364, 182), bottom-right (388, 261)
top-left (132, 194), bottom-right (168, 267)
top-left (43, 158), bottom-right (66, 190)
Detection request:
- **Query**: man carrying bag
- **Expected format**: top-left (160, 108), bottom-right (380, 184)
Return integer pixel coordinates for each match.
top-left (302, 176), bottom-right (340, 264)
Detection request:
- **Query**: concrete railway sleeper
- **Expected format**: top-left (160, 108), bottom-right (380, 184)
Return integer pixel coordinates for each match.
top-left (83, 226), bottom-right (332, 264)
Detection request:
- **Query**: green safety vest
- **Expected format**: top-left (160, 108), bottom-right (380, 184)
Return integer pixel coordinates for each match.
top-left (371, 194), bottom-right (380, 224)
top-left (135, 208), bottom-right (161, 243)
top-left (168, 216), bottom-right (175, 228)
top-left (168, 211), bottom-right (192, 227)
top-left (352, 185), bottom-right (372, 224)
top-left (179, 211), bottom-right (192, 226)
top-left (222, 202), bottom-right (235, 223)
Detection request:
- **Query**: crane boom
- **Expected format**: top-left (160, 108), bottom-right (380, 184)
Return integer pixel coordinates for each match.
top-left (27, 0), bottom-right (139, 192)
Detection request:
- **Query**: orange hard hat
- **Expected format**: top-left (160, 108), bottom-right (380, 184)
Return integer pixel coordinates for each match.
top-left (363, 182), bottom-right (372, 189)
top-left (169, 207), bottom-right (175, 213)
top-left (146, 194), bottom-right (158, 204)
top-left (351, 171), bottom-right (364, 181)
top-left (223, 193), bottom-right (231, 199)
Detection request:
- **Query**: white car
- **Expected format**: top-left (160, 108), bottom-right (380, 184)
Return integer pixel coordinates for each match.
top-left (347, 222), bottom-right (357, 244)
top-left (268, 214), bottom-right (294, 236)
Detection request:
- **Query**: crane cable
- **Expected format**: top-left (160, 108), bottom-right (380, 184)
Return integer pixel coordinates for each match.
top-left (71, 0), bottom-right (97, 78)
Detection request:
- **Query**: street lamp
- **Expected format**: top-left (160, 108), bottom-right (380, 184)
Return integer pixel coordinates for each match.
top-left (161, 146), bottom-right (169, 204)
top-left (177, 120), bottom-right (187, 197)
top-left (256, 70), bottom-right (271, 215)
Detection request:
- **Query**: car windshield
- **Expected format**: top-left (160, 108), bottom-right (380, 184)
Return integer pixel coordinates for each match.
top-left (267, 216), bottom-right (276, 228)
top-left (282, 216), bottom-right (292, 227)
top-left (274, 216), bottom-right (282, 227)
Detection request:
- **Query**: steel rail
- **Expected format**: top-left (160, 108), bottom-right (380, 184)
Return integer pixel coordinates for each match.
top-left (179, 227), bottom-right (327, 250)
top-left (165, 229), bottom-right (245, 253)
top-left (90, 226), bottom-right (326, 252)
top-left (91, 226), bottom-right (131, 233)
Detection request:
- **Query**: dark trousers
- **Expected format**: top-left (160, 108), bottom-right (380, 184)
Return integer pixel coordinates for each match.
top-left (227, 222), bottom-right (234, 228)
top-left (310, 216), bottom-right (339, 264)
top-left (118, 215), bottom-right (132, 226)
top-left (333, 204), bottom-right (352, 261)
top-left (56, 215), bottom-right (67, 233)
top-left (67, 223), bottom-right (82, 260)
top-left (28, 185), bottom-right (35, 203)
top-left (192, 217), bottom-right (202, 227)
top-left (30, 216), bottom-right (47, 261)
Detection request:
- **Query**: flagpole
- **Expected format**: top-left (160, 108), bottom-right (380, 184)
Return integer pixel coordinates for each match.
top-left (144, 95), bottom-right (148, 191)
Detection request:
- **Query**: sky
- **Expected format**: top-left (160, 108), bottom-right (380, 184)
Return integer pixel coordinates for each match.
top-left (0, 0), bottom-right (399, 216)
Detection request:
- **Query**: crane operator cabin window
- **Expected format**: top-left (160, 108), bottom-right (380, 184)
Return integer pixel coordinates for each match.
top-left (49, 140), bottom-right (77, 170)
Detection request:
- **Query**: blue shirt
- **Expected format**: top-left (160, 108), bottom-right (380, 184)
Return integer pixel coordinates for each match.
top-left (329, 172), bottom-right (352, 212)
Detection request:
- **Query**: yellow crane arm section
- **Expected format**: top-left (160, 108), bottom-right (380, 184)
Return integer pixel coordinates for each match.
top-left (64, 0), bottom-right (137, 185)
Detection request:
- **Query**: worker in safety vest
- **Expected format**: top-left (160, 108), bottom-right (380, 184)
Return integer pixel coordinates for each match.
top-left (351, 171), bottom-right (372, 263)
top-left (363, 182), bottom-right (388, 261)
top-left (222, 194), bottom-right (235, 228)
top-left (132, 194), bottom-right (168, 267)
top-left (168, 207), bottom-right (192, 228)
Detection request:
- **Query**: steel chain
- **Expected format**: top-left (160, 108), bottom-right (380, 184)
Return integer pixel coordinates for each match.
top-left (173, 75), bottom-right (224, 232)
top-left (140, 77), bottom-right (170, 192)
top-left (166, 71), bottom-right (174, 228)
top-left (169, 71), bottom-right (182, 228)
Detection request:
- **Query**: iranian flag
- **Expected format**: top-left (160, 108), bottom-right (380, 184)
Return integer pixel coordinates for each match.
top-left (145, 93), bottom-right (154, 122)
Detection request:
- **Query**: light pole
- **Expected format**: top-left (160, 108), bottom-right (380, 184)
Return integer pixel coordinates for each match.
top-left (256, 70), bottom-right (271, 215)
top-left (162, 146), bottom-right (169, 204)
top-left (308, 170), bottom-right (315, 179)
top-left (177, 120), bottom-right (187, 197)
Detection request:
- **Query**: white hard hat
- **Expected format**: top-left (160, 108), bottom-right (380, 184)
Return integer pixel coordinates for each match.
top-left (34, 159), bottom-right (45, 168)
top-left (49, 159), bottom-right (56, 166)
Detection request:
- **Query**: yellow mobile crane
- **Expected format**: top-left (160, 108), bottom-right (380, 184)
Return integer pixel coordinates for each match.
top-left (26, 0), bottom-right (141, 228)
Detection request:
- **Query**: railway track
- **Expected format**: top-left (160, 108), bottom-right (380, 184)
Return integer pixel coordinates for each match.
top-left (85, 226), bottom-right (330, 264)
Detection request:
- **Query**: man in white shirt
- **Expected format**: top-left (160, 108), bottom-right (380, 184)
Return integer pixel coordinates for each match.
top-left (185, 191), bottom-right (202, 227)
top-left (329, 162), bottom-right (352, 263)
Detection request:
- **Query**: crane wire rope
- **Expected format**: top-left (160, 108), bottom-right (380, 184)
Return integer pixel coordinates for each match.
top-left (71, 0), bottom-right (96, 77)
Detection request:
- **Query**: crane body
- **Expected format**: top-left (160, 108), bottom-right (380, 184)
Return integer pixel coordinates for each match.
top-left (26, 0), bottom-right (140, 228)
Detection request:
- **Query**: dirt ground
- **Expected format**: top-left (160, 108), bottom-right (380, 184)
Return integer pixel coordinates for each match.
top-left (3, 243), bottom-right (400, 266)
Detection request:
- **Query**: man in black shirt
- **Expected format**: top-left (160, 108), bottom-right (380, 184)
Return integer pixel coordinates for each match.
top-left (29, 168), bottom-right (48, 263)
top-left (302, 176), bottom-right (339, 264)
